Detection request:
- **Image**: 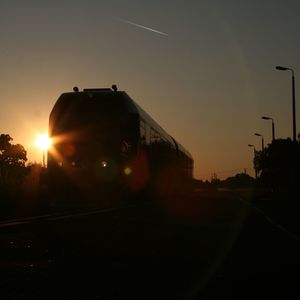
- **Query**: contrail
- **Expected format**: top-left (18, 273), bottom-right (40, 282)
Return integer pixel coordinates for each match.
top-left (116, 18), bottom-right (168, 36)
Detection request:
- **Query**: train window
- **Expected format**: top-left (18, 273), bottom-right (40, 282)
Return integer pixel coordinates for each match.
top-left (150, 128), bottom-right (159, 143)
top-left (150, 128), bottom-right (155, 143)
top-left (140, 119), bottom-right (146, 142)
top-left (156, 131), bottom-right (160, 142)
top-left (145, 123), bottom-right (150, 144)
top-left (126, 114), bottom-right (139, 147)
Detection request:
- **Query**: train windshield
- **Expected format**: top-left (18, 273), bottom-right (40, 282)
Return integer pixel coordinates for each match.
top-left (50, 92), bottom-right (126, 135)
top-left (49, 92), bottom-right (130, 161)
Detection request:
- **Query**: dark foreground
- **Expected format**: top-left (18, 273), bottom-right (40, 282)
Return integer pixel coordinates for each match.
top-left (0, 189), bottom-right (299, 299)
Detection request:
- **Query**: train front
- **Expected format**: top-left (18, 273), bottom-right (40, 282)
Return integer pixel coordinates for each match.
top-left (47, 88), bottom-right (139, 203)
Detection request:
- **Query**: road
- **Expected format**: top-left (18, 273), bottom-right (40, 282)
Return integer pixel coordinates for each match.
top-left (0, 189), bottom-right (299, 299)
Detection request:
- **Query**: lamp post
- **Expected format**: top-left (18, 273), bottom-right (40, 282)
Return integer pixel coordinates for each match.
top-left (248, 144), bottom-right (257, 178)
top-left (254, 133), bottom-right (264, 151)
top-left (262, 116), bottom-right (275, 142)
top-left (276, 66), bottom-right (296, 142)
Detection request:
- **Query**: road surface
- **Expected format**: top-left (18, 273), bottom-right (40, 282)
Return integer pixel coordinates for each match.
top-left (0, 189), bottom-right (299, 299)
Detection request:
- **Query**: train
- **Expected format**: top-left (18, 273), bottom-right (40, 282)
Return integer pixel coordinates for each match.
top-left (47, 85), bottom-right (193, 202)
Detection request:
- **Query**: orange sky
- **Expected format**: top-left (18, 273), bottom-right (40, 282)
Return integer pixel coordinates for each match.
top-left (1, 1), bottom-right (299, 180)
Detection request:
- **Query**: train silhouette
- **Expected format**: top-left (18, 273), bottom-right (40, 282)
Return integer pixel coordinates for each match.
top-left (47, 86), bottom-right (193, 202)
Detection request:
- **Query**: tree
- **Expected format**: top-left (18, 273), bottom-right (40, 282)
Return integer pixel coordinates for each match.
top-left (210, 173), bottom-right (221, 188)
top-left (223, 173), bottom-right (255, 189)
top-left (0, 134), bottom-right (12, 152)
top-left (253, 149), bottom-right (262, 178)
top-left (0, 134), bottom-right (27, 184)
top-left (254, 138), bottom-right (300, 188)
top-left (3, 144), bottom-right (27, 166)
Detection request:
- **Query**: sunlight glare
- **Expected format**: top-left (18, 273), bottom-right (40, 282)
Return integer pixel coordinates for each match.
top-left (34, 133), bottom-right (52, 151)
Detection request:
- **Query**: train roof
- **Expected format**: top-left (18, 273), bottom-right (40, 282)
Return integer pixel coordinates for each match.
top-left (52, 89), bottom-right (139, 114)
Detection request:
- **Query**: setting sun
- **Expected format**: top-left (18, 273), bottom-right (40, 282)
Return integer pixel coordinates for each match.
top-left (34, 133), bottom-right (52, 151)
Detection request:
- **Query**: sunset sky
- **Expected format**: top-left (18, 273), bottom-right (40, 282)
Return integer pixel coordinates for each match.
top-left (1, 0), bottom-right (300, 180)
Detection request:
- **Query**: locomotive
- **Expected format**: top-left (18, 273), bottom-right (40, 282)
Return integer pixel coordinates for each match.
top-left (47, 86), bottom-right (193, 202)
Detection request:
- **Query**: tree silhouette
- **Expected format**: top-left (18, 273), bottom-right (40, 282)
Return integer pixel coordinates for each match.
top-left (223, 173), bottom-right (255, 189)
top-left (0, 134), bottom-right (27, 185)
top-left (0, 134), bottom-right (12, 152)
top-left (210, 173), bottom-right (221, 188)
top-left (254, 138), bottom-right (300, 188)
top-left (253, 149), bottom-right (263, 178)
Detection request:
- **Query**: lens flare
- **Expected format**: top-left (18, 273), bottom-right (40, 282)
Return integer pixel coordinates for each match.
top-left (34, 133), bottom-right (52, 151)
top-left (124, 167), bottom-right (132, 175)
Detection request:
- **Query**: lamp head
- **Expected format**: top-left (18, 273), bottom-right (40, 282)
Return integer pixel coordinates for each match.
top-left (276, 66), bottom-right (288, 71)
top-left (262, 116), bottom-right (273, 121)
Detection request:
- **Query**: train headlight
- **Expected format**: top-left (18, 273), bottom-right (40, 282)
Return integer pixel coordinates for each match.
top-left (95, 159), bottom-right (117, 181)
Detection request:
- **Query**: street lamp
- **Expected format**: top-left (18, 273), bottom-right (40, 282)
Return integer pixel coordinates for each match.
top-left (262, 116), bottom-right (275, 142)
top-left (248, 144), bottom-right (257, 178)
top-left (276, 66), bottom-right (296, 142)
top-left (254, 133), bottom-right (264, 151)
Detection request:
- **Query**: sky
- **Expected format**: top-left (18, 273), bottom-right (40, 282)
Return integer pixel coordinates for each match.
top-left (1, 0), bottom-right (300, 180)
